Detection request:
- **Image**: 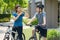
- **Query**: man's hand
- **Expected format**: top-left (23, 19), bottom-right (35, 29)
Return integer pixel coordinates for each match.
top-left (42, 24), bottom-right (46, 26)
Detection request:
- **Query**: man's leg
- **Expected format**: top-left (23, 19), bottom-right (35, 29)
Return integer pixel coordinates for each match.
top-left (32, 28), bottom-right (35, 37)
top-left (40, 27), bottom-right (47, 40)
top-left (31, 25), bottom-right (39, 37)
top-left (41, 37), bottom-right (47, 40)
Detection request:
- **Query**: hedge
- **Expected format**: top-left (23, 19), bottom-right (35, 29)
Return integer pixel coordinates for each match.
top-left (0, 14), bottom-right (11, 22)
top-left (47, 29), bottom-right (60, 40)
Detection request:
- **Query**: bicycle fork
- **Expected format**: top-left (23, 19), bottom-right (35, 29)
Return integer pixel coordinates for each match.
top-left (33, 29), bottom-right (37, 40)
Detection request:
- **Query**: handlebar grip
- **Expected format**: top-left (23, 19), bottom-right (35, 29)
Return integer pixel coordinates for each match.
top-left (0, 24), bottom-right (3, 26)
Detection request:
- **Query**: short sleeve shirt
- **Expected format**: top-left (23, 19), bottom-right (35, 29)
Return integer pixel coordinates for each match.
top-left (34, 12), bottom-right (46, 25)
top-left (12, 12), bottom-right (25, 27)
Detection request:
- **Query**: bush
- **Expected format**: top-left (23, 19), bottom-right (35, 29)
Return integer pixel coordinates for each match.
top-left (47, 29), bottom-right (60, 40)
top-left (0, 14), bottom-right (11, 22)
top-left (31, 18), bottom-right (38, 25)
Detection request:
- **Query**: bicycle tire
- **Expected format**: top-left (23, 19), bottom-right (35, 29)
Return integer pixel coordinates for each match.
top-left (16, 33), bottom-right (25, 40)
top-left (3, 37), bottom-right (9, 40)
top-left (3, 34), bottom-right (10, 40)
top-left (22, 33), bottom-right (25, 40)
top-left (29, 37), bottom-right (37, 40)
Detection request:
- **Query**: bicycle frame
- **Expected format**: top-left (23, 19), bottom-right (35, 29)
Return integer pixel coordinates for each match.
top-left (3, 25), bottom-right (18, 40)
top-left (29, 25), bottom-right (41, 40)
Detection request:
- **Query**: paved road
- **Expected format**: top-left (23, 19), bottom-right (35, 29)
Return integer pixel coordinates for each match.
top-left (0, 22), bottom-right (30, 40)
top-left (0, 27), bottom-right (8, 40)
top-left (0, 26), bottom-right (30, 40)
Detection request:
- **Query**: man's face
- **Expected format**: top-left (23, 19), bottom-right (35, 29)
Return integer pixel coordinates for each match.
top-left (39, 8), bottom-right (42, 12)
top-left (36, 7), bottom-right (40, 12)
top-left (36, 7), bottom-right (42, 13)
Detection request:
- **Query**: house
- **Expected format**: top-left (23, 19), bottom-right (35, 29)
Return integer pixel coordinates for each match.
top-left (28, 0), bottom-right (60, 28)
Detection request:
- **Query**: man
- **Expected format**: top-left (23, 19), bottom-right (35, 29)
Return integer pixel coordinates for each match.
top-left (27, 4), bottom-right (47, 40)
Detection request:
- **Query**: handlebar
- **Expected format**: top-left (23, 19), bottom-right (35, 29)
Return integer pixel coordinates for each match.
top-left (26, 24), bottom-right (32, 27)
top-left (0, 24), bottom-right (11, 28)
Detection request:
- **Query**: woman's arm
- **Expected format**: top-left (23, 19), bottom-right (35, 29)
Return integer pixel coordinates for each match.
top-left (12, 15), bottom-right (20, 21)
top-left (24, 12), bottom-right (29, 18)
top-left (12, 13), bottom-right (22, 21)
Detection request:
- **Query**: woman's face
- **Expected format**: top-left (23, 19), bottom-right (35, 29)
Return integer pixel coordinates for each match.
top-left (16, 7), bottom-right (21, 13)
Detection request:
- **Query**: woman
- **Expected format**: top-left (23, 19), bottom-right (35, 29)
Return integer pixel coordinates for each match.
top-left (12, 5), bottom-right (29, 40)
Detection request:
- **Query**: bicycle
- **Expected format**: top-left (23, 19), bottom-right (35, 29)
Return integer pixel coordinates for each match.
top-left (0, 24), bottom-right (25, 40)
top-left (27, 24), bottom-right (41, 40)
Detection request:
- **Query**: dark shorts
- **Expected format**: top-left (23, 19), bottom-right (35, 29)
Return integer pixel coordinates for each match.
top-left (35, 25), bottom-right (47, 37)
top-left (12, 26), bottom-right (23, 40)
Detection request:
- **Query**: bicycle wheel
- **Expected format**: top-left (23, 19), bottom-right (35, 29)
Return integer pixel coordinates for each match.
top-left (29, 36), bottom-right (37, 40)
top-left (3, 33), bottom-right (10, 40)
top-left (29, 34), bottom-right (37, 40)
top-left (16, 33), bottom-right (25, 40)
top-left (3, 36), bottom-right (9, 40)
top-left (22, 33), bottom-right (25, 40)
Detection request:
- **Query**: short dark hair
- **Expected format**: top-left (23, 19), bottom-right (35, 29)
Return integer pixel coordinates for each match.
top-left (15, 5), bottom-right (21, 12)
top-left (36, 4), bottom-right (44, 9)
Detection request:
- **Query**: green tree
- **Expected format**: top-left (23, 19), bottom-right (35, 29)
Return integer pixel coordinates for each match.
top-left (0, 0), bottom-right (28, 14)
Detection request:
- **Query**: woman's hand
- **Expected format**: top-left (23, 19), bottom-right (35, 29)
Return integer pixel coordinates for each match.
top-left (27, 22), bottom-right (31, 25)
top-left (13, 12), bottom-right (23, 21)
top-left (17, 12), bottom-right (23, 16)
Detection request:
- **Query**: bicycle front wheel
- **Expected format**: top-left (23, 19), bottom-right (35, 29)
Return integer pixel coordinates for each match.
top-left (22, 33), bottom-right (25, 40)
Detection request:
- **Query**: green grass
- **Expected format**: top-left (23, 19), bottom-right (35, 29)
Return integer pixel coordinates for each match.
top-left (23, 27), bottom-right (40, 40)
top-left (23, 28), bottom-right (32, 40)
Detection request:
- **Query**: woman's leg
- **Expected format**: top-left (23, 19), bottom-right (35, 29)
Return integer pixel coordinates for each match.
top-left (17, 27), bottom-right (23, 40)
top-left (12, 27), bottom-right (16, 38)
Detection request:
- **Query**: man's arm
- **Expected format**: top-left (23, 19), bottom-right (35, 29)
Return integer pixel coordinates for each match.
top-left (27, 13), bottom-right (37, 24)
top-left (27, 17), bottom-right (36, 24)
top-left (42, 16), bottom-right (46, 25)
top-left (42, 13), bottom-right (46, 26)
